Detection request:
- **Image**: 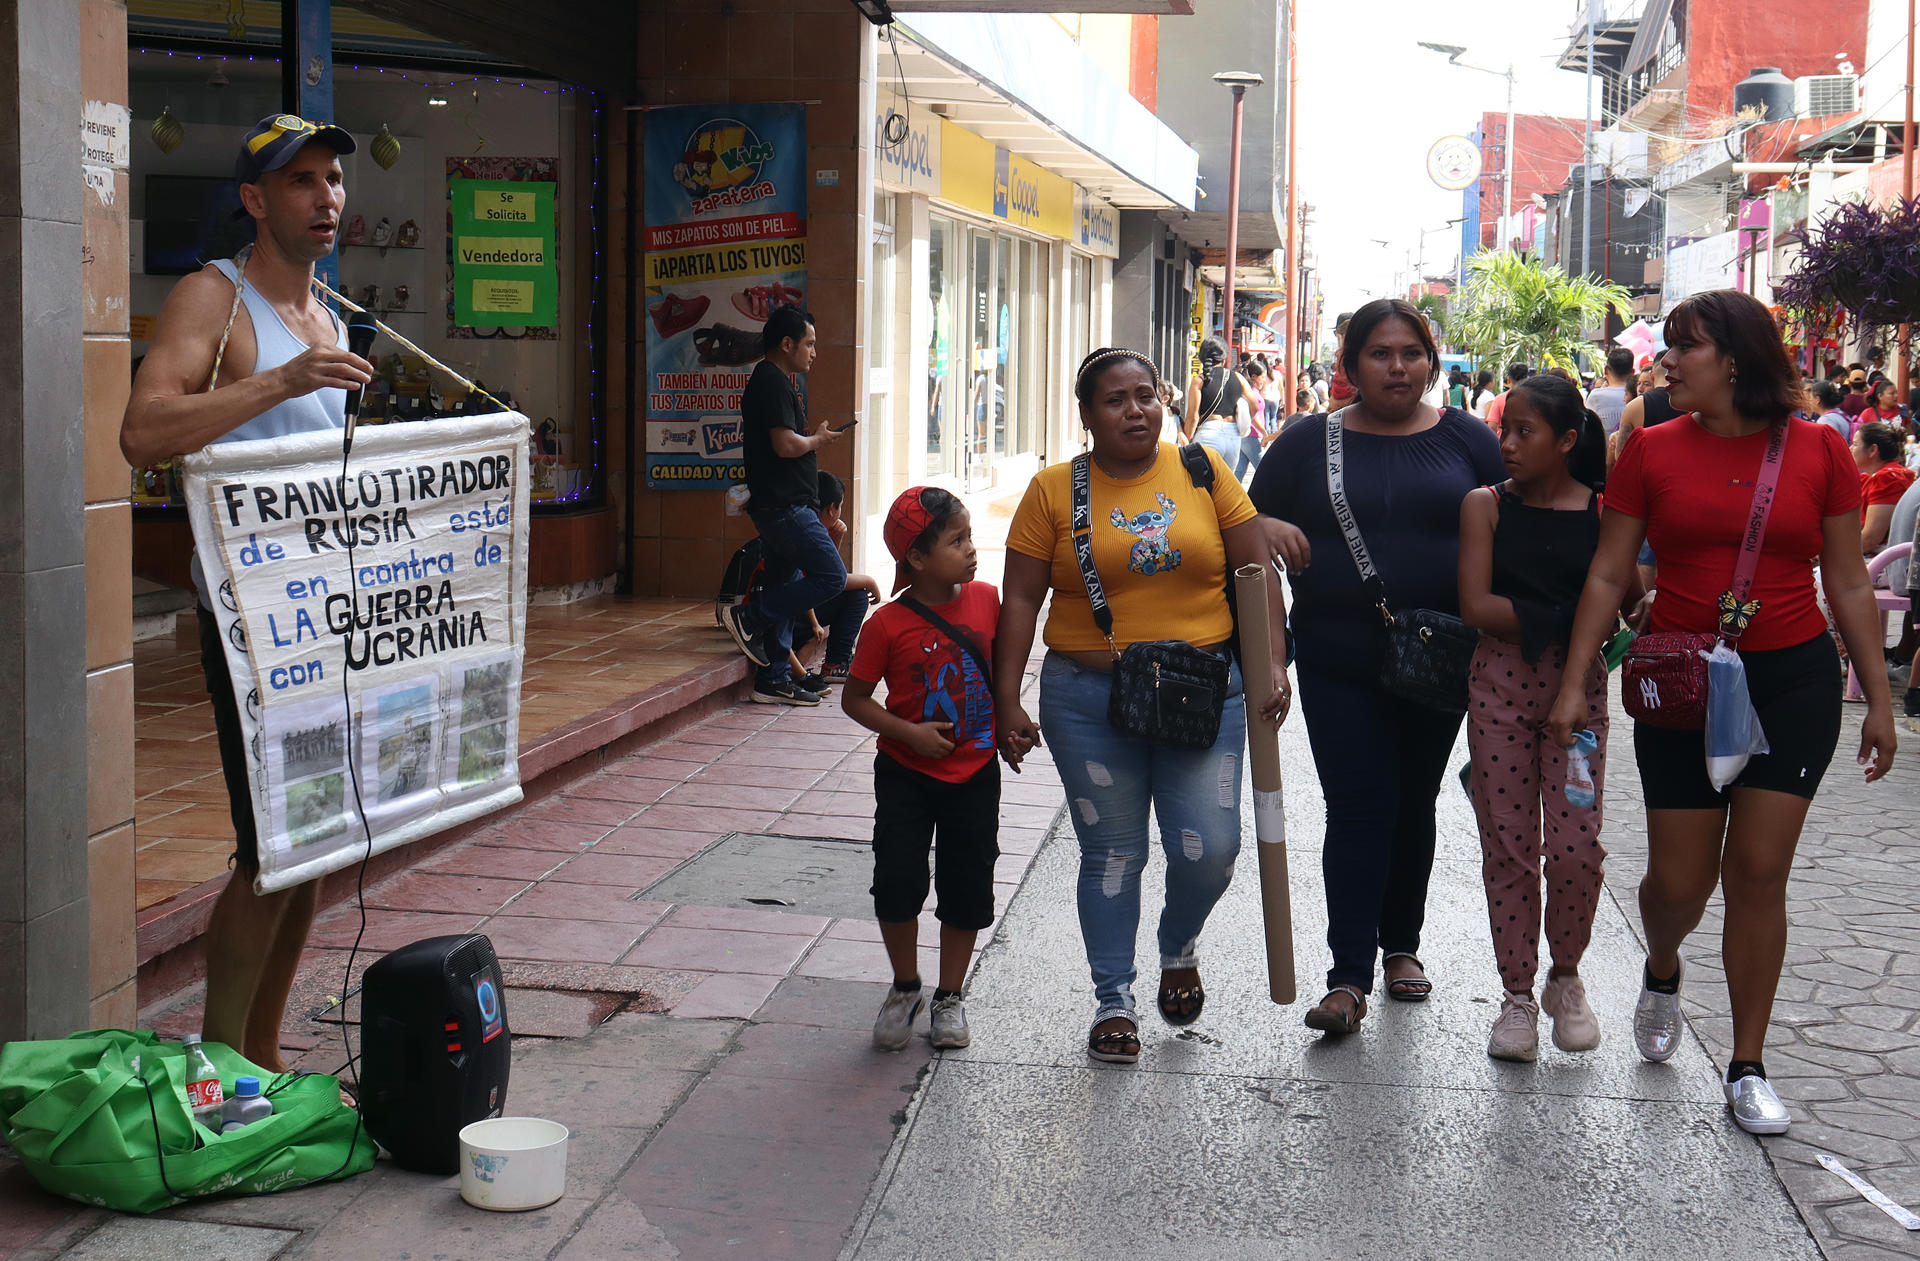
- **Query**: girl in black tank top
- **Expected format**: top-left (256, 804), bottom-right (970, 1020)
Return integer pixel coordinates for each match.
top-left (1456, 375), bottom-right (1619, 1060)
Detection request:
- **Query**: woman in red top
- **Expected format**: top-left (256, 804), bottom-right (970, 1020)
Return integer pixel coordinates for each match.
top-left (1547, 290), bottom-right (1896, 1138)
top-left (1853, 421), bottom-right (1915, 553)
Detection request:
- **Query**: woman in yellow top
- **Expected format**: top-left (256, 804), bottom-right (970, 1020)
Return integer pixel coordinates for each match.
top-left (995, 347), bottom-right (1290, 1065)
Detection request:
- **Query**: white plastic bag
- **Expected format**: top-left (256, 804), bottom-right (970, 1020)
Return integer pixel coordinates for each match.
top-left (1704, 641), bottom-right (1769, 790)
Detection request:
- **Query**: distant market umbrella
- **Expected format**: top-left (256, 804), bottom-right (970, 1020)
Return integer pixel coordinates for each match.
top-left (1235, 563), bottom-right (1295, 1004)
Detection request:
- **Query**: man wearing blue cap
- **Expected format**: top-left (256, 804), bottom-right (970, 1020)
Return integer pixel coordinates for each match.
top-left (121, 115), bottom-right (374, 1081)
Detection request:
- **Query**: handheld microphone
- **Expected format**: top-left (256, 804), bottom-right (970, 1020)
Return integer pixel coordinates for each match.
top-left (342, 309), bottom-right (379, 453)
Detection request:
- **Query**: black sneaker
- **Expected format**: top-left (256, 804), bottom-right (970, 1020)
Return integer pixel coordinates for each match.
top-left (794, 671), bottom-right (831, 695)
top-left (818, 661), bottom-right (851, 684)
top-left (750, 678), bottom-right (822, 706)
top-left (723, 602), bottom-right (771, 667)
top-left (1904, 687), bottom-right (1920, 719)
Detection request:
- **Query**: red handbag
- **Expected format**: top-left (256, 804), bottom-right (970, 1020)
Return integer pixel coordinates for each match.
top-left (1621, 424), bottom-right (1787, 730)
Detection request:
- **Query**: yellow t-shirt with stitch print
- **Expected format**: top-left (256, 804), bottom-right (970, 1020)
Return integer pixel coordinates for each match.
top-left (1006, 443), bottom-right (1257, 653)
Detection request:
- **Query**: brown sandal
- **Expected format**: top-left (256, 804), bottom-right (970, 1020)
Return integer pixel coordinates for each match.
top-left (1303, 985), bottom-right (1367, 1035)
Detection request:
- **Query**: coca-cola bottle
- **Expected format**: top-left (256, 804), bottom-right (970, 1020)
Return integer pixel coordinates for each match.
top-left (181, 1034), bottom-right (224, 1131)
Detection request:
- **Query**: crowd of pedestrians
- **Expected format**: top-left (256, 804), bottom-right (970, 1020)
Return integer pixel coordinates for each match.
top-left (723, 286), bottom-right (1904, 1140)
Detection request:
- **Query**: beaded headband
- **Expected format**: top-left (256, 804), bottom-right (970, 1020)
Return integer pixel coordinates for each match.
top-left (1075, 348), bottom-right (1160, 392)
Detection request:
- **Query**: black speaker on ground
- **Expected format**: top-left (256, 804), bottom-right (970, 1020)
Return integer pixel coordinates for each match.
top-left (358, 933), bottom-right (511, 1173)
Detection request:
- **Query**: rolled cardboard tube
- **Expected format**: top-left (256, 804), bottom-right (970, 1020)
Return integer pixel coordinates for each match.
top-left (1234, 563), bottom-right (1295, 1004)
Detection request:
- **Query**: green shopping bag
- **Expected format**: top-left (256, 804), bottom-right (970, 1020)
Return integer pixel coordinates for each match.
top-left (0, 1028), bottom-right (375, 1213)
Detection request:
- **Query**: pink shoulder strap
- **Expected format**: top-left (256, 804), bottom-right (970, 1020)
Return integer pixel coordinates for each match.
top-left (1721, 423), bottom-right (1788, 641)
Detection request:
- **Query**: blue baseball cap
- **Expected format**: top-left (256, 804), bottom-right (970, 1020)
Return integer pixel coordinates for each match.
top-left (234, 113), bottom-right (355, 184)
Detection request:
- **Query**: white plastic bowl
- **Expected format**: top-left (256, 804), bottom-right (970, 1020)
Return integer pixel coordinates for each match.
top-left (457, 1116), bottom-right (569, 1211)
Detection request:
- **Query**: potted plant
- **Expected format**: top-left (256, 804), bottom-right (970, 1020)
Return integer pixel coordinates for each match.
top-left (1777, 197), bottom-right (1920, 345)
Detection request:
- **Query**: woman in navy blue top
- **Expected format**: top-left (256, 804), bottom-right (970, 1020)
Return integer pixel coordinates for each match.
top-left (1249, 299), bottom-right (1504, 1034)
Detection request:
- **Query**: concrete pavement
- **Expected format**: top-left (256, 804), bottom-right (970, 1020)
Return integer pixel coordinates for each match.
top-left (845, 692), bottom-right (1822, 1261)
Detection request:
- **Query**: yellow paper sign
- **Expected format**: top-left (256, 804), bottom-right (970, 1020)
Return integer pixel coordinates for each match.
top-left (472, 278), bottom-right (536, 315)
top-left (472, 188), bottom-right (540, 224)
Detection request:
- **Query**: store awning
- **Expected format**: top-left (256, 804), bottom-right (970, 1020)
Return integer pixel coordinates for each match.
top-left (886, 14), bottom-right (1198, 210)
top-left (1793, 114), bottom-right (1912, 164)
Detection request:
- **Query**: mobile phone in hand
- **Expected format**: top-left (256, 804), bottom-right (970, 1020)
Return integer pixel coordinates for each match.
top-left (829, 419), bottom-right (859, 433)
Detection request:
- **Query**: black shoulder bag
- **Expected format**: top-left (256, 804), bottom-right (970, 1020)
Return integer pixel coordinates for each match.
top-left (1070, 454), bottom-right (1230, 750)
top-left (1326, 407), bottom-right (1478, 713)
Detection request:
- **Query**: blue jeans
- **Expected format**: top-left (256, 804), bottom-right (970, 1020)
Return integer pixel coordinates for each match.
top-left (748, 504), bottom-right (847, 685)
top-left (1194, 419), bottom-right (1241, 478)
top-left (1237, 434), bottom-right (1261, 479)
top-left (799, 588), bottom-right (868, 668)
top-left (1038, 650), bottom-right (1246, 1023)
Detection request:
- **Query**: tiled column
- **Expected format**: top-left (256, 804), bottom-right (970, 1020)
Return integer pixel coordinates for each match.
top-left (82, 0), bottom-right (137, 1030)
top-left (0, 0), bottom-right (90, 1040)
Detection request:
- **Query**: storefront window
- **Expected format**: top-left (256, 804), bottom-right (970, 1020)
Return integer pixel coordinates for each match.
top-left (124, 52), bottom-right (596, 512)
top-left (927, 214), bottom-right (960, 481)
top-left (865, 196), bottom-right (895, 522)
top-left (925, 213), bottom-right (1045, 490)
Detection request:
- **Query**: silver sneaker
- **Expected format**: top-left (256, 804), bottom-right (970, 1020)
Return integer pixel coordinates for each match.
top-left (1633, 961), bottom-right (1683, 1062)
top-left (1487, 991), bottom-right (1540, 1062)
top-left (1540, 973), bottom-right (1602, 1052)
top-left (928, 994), bottom-right (971, 1049)
top-left (1724, 1071), bottom-right (1792, 1135)
top-left (872, 987), bottom-right (924, 1051)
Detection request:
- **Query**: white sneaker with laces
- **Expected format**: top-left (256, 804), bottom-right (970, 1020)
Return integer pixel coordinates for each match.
top-left (872, 987), bottom-right (923, 1051)
top-left (1539, 973), bottom-right (1602, 1052)
top-left (928, 993), bottom-right (970, 1049)
top-left (1487, 991), bottom-right (1540, 1062)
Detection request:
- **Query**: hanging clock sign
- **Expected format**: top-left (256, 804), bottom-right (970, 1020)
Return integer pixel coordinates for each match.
top-left (1426, 136), bottom-right (1483, 192)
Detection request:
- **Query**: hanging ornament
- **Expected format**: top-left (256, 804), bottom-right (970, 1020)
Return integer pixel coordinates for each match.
top-left (370, 124), bottom-right (401, 171)
top-left (151, 106), bottom-right (184, 155)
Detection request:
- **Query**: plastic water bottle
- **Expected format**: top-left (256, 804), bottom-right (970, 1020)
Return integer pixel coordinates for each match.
top-left (1566, 729), bottom-right (1598, 809)
top-left (220, 1076), bottom-right (274, 1133)
top-left (181, 1034), bottom-right (225, 1130)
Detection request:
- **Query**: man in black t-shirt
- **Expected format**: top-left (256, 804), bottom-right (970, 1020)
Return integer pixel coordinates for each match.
top-left (723, 305), bottom-right (849, 705)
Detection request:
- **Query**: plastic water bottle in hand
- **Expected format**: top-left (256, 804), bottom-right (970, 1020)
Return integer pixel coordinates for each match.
top-left (1565, 729), bottom-right (1598, 809)
top-left (220, 1075), bottom-right (274, 1132)
top-left (181, 1034), bottom-right (225, 1130)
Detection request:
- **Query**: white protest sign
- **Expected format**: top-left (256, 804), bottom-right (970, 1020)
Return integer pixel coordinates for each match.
top-left (182, 412), bottom-right (530, 894)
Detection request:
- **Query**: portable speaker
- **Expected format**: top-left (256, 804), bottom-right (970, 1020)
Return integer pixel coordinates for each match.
top-left (358, 933), bottom-right (512, 1173)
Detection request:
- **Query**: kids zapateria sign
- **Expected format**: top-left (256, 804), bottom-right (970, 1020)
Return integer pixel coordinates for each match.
top-left (182, 412), bottom-right (531, 893)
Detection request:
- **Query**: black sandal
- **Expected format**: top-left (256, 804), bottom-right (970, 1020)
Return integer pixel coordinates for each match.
top-left (1303, 985), bottom-right (1367, 1035)
top-left (1384, 953), bottom-right (1433, 1002)
top-left (1158, 973), bottom-right (1205, 1027)
top-left (1088, 1018), bottom-right (1141, 1064)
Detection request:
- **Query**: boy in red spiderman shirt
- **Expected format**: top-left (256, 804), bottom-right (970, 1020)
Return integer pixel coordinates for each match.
top-left (842, 486), bottom-right (1001, 1053)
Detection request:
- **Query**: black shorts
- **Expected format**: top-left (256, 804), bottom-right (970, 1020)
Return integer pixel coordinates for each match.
top-left (870, 752), bottom-right (1000, 931)
top-left (199, 606), bottom-right (260, 875)
top-left (1634, 634), bottom-right (1843, 810)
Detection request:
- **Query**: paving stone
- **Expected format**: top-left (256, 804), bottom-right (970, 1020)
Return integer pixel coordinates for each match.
top-left (60, 1219), bottom-right (298, 1260)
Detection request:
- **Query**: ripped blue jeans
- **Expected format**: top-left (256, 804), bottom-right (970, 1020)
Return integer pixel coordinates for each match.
top-left (1038, 650), bottom-right (1246, 1023)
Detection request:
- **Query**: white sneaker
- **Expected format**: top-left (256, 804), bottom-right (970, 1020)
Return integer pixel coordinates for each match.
top-left (1634, 961), bottom-right (1683, 1062)
top-left (1487, 991), bottom-right (1540, 1062)
top-left (928, 993), bottom-right (970, 1049)
top-left (1539, 973), bottom-right (1602, 1052)
top-left (872, 987), bottom-right (923, 1051)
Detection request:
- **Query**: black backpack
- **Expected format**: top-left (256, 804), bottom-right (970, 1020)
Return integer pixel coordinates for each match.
top-left (714, 538), bottom-right (766, 627)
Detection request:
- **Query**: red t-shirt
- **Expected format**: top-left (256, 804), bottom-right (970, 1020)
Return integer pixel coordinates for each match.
top-left (848, 582), bottom-right (999, 783)
top-left (1608, 417), bottom-right (1860, 650)
top-left (1861, 461), bottom-right (1915, 521)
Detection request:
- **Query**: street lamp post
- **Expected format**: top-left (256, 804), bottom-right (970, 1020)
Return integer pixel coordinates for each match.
top-left (1213, 70), bottom-right (1265, 368)
top-left (1283, 0), bottom-right (1301, 406)
top-left (1419, 42), bottom-right (1516, 254)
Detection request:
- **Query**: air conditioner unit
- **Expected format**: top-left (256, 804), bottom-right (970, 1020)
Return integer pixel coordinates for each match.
top-left (1795, 74), bottom-right (1859, 118)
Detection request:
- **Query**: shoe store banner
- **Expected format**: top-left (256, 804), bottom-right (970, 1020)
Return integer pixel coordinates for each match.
top-left (642, 103), bottom-right (808, 489)
top-left (181, 412), bottom-right (531, 894)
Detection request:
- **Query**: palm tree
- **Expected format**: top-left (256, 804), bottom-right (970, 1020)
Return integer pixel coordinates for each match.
top-left (1450, 251), bottom-right (1631, 374)
top-left (1412, 291), bottom-right (1447, 342)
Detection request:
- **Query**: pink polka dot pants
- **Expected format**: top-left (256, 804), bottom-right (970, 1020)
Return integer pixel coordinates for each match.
top-left (1466, 637), bottom-right (1609, 994)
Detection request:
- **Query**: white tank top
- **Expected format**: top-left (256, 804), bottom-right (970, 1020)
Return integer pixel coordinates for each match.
top-left (191, 256), bottom-right (348, 608)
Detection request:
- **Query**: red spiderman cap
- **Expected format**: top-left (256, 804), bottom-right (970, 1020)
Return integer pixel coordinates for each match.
top-left (883, 486), bottom-right (939, 594)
